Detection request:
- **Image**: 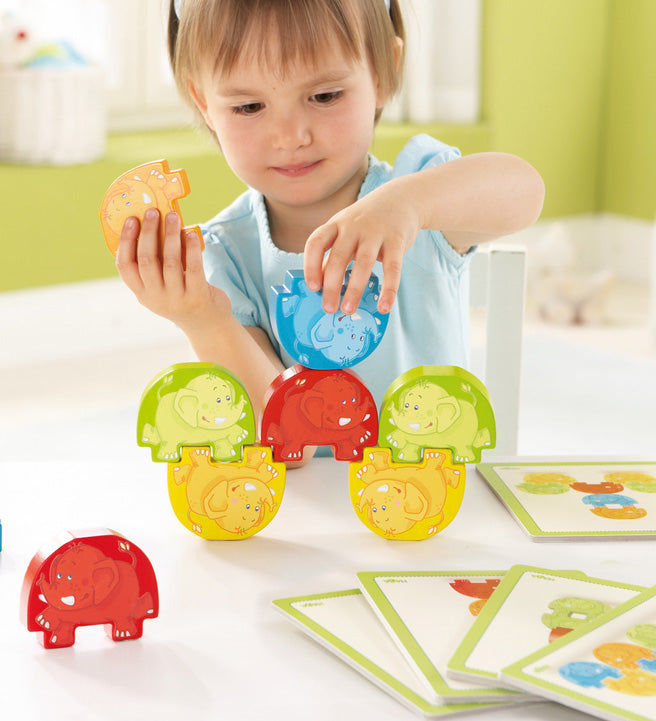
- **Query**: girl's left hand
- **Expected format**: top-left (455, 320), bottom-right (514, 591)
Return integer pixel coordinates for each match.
top-left (303, 182), bottom-right (420, 315)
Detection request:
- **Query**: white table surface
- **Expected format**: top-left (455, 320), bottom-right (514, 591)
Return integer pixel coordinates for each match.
top-left (2, 454), bottom-right (654, 721)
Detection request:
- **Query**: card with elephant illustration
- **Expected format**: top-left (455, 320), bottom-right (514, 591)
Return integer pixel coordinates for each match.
top-left (446, 566), bottom-right (646, 690)
top-left (477, 462), bottom-right (656, 540)
top-left (501, 584), bottom-right (656, 721)
top-left (357, 570), bottom-right (526, 705)
top-left (272, 588), bottom-right (511, 717)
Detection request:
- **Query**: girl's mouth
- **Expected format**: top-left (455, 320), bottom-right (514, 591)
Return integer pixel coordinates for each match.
top-left (272, 160), bottom-right (322, 177)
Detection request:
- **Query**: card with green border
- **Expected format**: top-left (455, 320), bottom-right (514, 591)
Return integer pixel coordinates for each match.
top-left (477, 462), bottom-right (656, 540)
top-left (357, 570), bottom-right (527, 705)
top-left (446, 566), bottom-right (646, 689)
top-left (273, 589), bottom-right (510, 717)
top-left (500, 584), bottom-right (656, 721)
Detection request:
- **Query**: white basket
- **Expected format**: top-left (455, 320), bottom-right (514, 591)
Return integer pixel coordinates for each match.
top-left (0, 66), bottom-right (106, 165)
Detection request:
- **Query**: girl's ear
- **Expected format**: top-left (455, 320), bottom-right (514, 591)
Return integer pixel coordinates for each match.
top-left (375, 36), bottom-right (404, 108)
top-left (188, 80), bottom-right (211, 124)
top-left (392, 35), bottom-right (404, 71)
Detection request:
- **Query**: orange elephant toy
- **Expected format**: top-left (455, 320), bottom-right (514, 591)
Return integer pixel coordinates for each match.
top-left (100, 159), bottom-right (203, 256)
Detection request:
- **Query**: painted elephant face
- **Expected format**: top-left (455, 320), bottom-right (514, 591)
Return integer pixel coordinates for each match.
top-left (358, 480), bottom-right (428, 535)
top-left (301, 376), bottom-right (369, 430)
top-left (39, 545), bottom-right (119, 610)
top-left (391, 381), bottom-right (460, 435)
top-left (175, 374), bottom-right (244, 430)
top-left (310, 311), bottom-right (378, 365)
top-left (204, 478), bottom-right (275, 534)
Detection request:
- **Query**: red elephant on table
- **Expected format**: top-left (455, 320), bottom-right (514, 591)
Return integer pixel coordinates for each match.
top-left (261, 366), bottom-right (378, 462)
top-left (21, 529), bottom-right (158, 649)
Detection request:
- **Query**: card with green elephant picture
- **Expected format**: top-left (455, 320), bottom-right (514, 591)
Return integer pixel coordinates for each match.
top-left (477, 461), bottom-right (656, 540)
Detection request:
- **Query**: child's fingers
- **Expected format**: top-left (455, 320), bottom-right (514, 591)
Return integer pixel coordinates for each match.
top-left (304, 223), bottom-right (336, 292)
top-left (320, 240), bottom-right (357, 313)
top-left (183, 229), bottom-right (206, 291)
top-left (161, 212), bottom-right (184, 296)
top-left (136, 208), bottom-right (164, 289)
top-left (340, 250), bottom-right (378, 314)
top-left (378, 253), bottom-right (403, 314)
top-left (115, 216), bottom-right (144, 293)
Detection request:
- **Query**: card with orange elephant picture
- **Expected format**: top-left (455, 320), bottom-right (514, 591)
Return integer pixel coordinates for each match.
top-left (356, 570), bottom-right (527, 705)
top-left (477, 462), bottom-right (656, 540)
top-left (501, 584), bottom-right (656, 721)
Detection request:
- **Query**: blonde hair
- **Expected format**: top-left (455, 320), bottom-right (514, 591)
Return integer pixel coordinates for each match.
top-left (168, 0), bottom-right (404, 125)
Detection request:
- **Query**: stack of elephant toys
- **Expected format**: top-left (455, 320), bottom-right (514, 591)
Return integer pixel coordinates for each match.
top-left (137, 362), bottom-right (286, 540)
top-left (267, 268), bottom-right (497, 540)
top-left (21, 529), bottom-right (158, 649)
top-left (100, 161), bottom-right (497, 541)
top-left (350, 365), bottom-right (496, 539)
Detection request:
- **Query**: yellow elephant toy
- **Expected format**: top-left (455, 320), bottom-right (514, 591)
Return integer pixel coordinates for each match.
top-left (349, 447), bottom-right (465, 540)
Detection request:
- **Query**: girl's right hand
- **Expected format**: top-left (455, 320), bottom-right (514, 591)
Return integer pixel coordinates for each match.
top-left (116, 208), bottom-right (231, 334)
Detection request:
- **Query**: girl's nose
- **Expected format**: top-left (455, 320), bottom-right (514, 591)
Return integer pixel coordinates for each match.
top-left (271, 111), bottom-right (311, 151)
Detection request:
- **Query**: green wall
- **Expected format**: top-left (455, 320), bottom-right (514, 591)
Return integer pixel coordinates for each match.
top-left (482, 0), bottom-right (610, 217)
top-left (601, 0), bottom-right (656, 217)
top-left (1, 0), bottom-right (654, 292)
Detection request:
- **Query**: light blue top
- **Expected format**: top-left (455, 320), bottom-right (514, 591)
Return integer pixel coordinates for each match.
top-left (201, 134), bottom-right (474, 411)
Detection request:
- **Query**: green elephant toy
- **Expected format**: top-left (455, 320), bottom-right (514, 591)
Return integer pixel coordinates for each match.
top-left (379, 366), bottom-right (496, 463)
top-left (137, 363), bottom-right (256, 462)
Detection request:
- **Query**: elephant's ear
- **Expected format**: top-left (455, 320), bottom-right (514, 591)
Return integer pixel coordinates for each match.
top-left (311, 314), bottom-right (335, 344)
top-left (300, 391), bottom-right (324, 427)
top-left (174, 389), bottom-right (200, 427)
top-left (404, 482), bottom-right (429, 520)
top-left (204, 481), bottom-right (230, 517)
top-left (91, 559), bottom-right (120, 605)
top-left (436, 396), bottom-right (461, 432)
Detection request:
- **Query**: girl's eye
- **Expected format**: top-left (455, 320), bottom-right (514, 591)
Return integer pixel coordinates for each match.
top-left (311, 90), bottom-right (342, 104)
top-left (233, 102), bottom-right (264, 115)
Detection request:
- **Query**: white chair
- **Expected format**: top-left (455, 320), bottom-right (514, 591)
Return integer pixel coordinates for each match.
top-left (469, 243), bottom-right (527, 456)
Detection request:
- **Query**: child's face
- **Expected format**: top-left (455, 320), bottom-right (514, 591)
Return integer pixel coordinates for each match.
top-left (190, 44), bottom-right (385, 218)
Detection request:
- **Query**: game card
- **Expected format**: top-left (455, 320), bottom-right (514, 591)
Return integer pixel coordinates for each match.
top-left (447, 566), bottom-right (645, 688)
top-left (357, 570), bottom-right (526, 704)
top-left (501, 585), bottom-right (656, 721)
top-left (273, 589), bottom-right (510, 717)
top-left (477, 462), bottom-right (656, 540)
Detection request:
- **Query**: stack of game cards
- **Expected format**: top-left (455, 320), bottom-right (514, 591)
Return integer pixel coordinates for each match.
top-left (274, 565), bottom-right (656, 720)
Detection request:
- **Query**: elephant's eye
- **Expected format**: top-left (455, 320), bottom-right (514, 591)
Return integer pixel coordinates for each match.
top-left (226, 395), bottom-right (231, 401)
top-left (57, 573), bottom-right (62, 579)
top-left (372, 507), bottom-right (377, 512)
top-left (382, 505), bottom-right (387, 511)
top-left (246, 504), bottom-right (251, 509)
top-left (404, 403), bottom-right (409, 409)
top-left (414, 405), bottom-right (419, 410)
top-left (67, 575), bottom-right (72, 581)
top-left (255, 506), bottom-right (260, 511)
top-left (216, 397), bottom-right (221, 403)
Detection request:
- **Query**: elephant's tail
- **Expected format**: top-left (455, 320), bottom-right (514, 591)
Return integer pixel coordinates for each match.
top-left (141, 422), bottom-right (160, 446)
top-left (263, 423), bottom-right (283, 446)
top-left (133, 592), bottom-right (155, 619)
top-left (474, 427), bottom-right (491, 449)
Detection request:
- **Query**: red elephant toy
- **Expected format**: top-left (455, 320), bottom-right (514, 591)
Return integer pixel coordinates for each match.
top-left (261, 365), bottom-right (378, 462)
top-left (21, 529), bottom-right (158, 649)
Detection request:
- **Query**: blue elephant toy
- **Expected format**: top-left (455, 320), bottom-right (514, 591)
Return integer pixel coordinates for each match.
top-left (269, 269), bottom-right (388, 370)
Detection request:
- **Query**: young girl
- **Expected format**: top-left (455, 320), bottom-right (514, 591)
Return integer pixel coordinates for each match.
top-left (116, 0), bottom-right (544, 464)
